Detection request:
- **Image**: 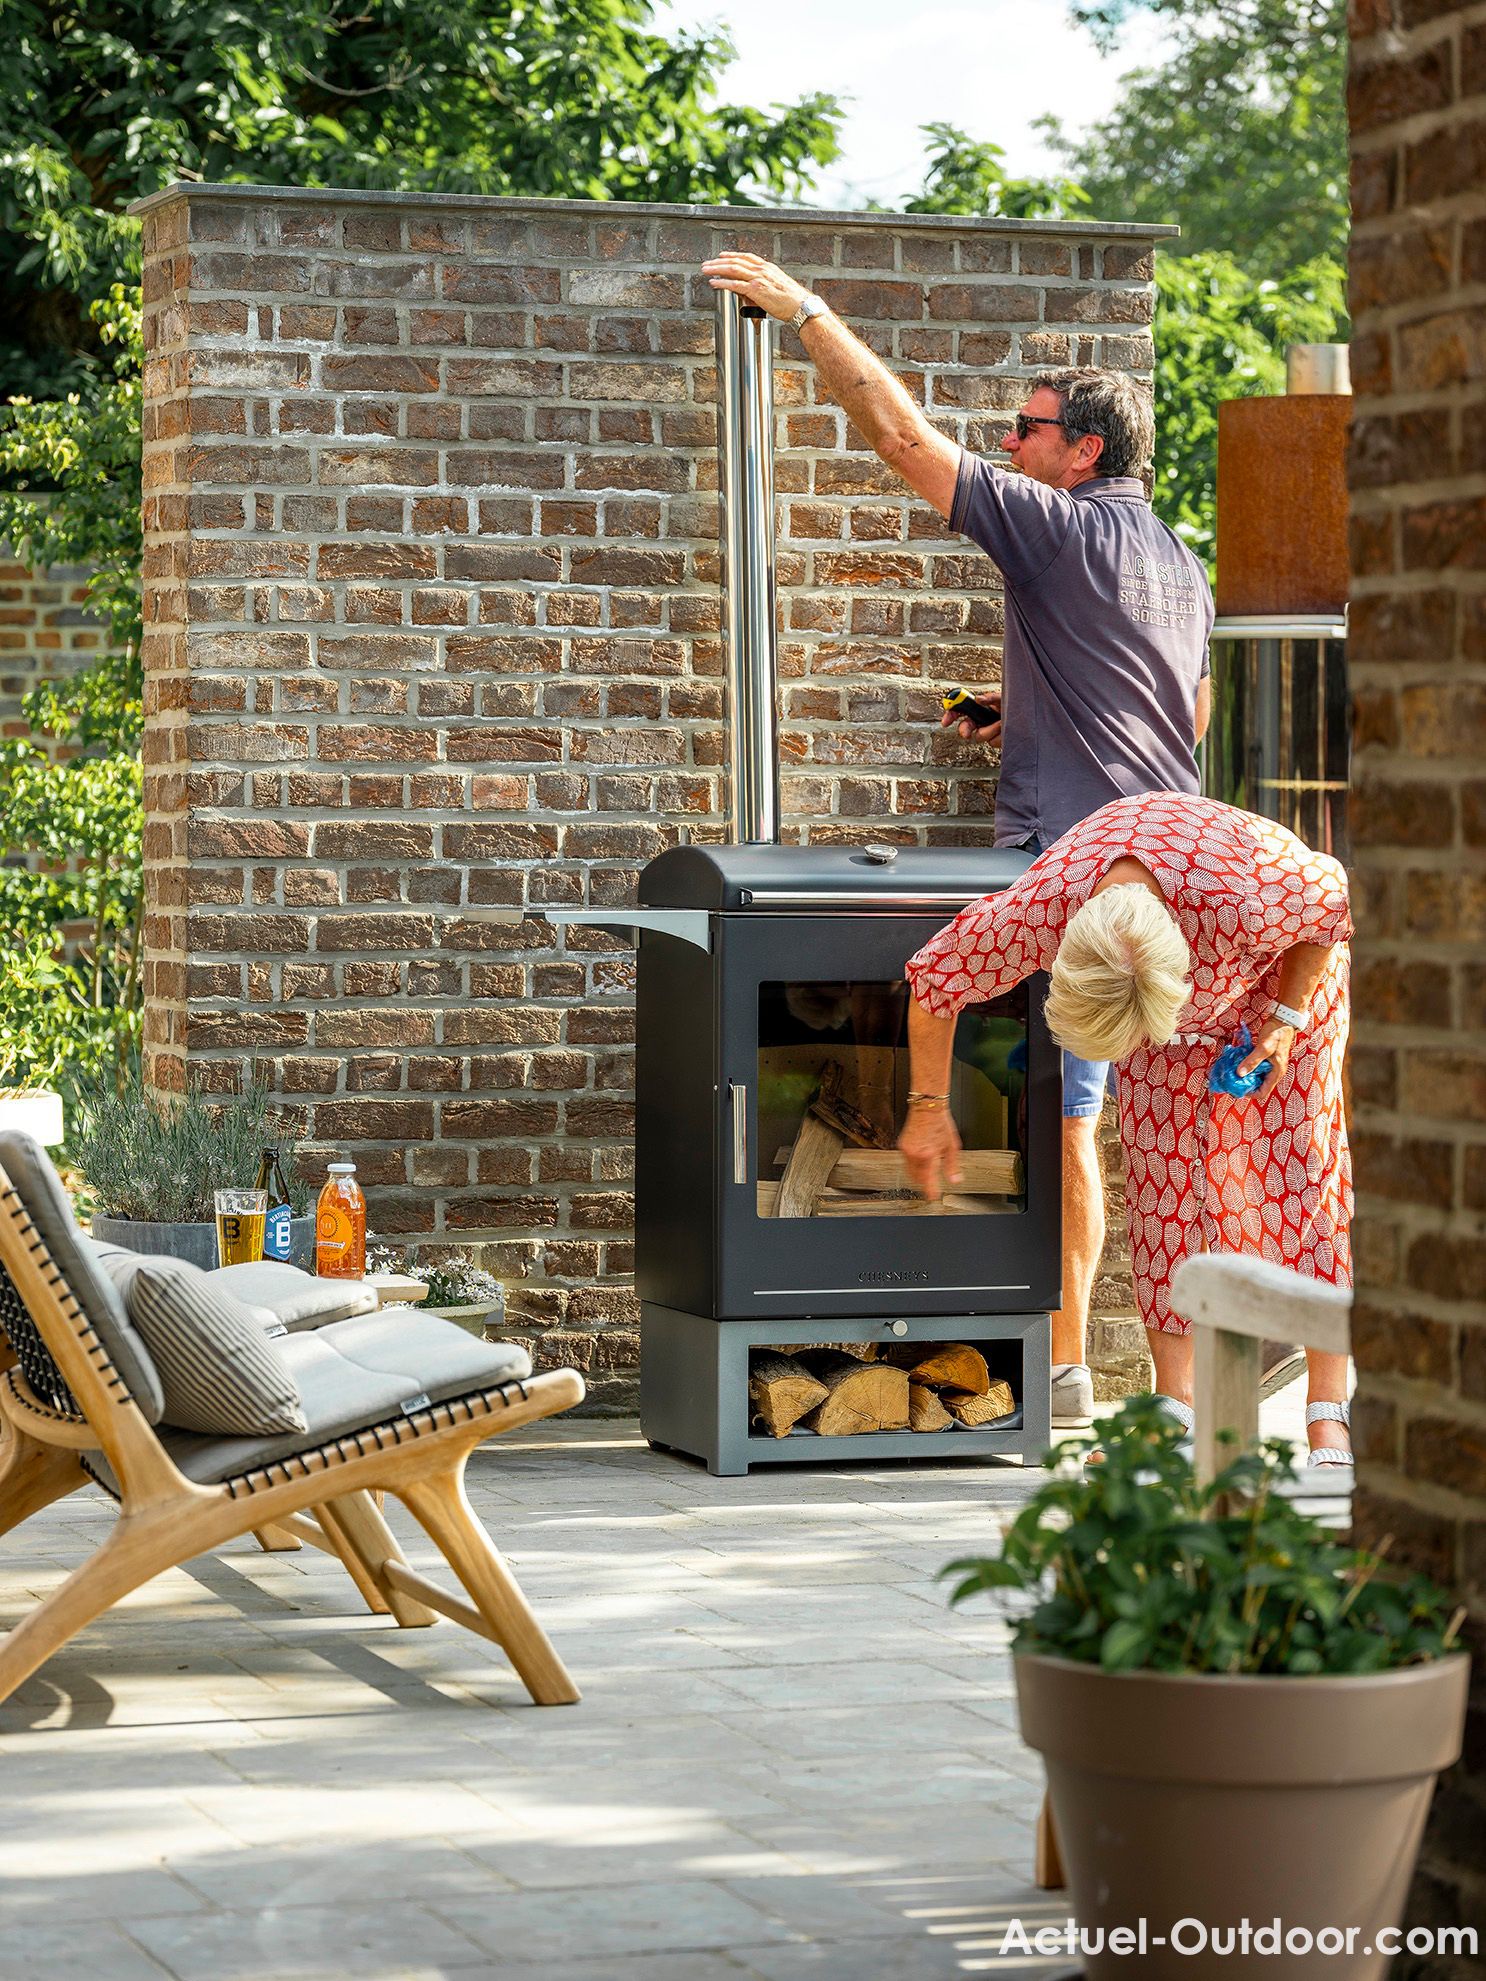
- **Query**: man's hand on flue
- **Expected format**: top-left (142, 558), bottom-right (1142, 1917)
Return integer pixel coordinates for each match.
top-left (702, 252), bottom-right (809, 321)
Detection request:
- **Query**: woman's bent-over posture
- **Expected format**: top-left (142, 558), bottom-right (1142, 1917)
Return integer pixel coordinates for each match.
top-left (898, 792), bottom-right (1353, 1466)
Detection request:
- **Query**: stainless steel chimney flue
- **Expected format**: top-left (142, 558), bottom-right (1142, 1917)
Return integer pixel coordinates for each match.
top-left (716, 291), bottom-right (780, 844)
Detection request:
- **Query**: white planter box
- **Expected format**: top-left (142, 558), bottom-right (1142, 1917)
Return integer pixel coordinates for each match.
top-left (0, 1089), bottom-right (65, 1147)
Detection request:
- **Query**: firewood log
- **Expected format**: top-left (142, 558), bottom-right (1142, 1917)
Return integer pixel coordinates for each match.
top-left (773, 1112), bottom-right (847, 1218)
top-left (827, 1148), bottom-right (1023, 1196)
top-left (909, 1383), bottom-right (954, 1432)
top-left (800, 1353), bottom-right (909, 1435)
top-left (749, 1352), bottom-right (829, 1438)
top-left (945, 1380), bottom-right (1017, 1426)
top-left (905, 1343), bottom-right (992, 1395)
top-left (795, 1345), bottom-right (874, 1368)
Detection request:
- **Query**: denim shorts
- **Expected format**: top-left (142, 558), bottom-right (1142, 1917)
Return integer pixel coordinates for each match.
top-left (1020, 831), bottom-right (1116, 1120)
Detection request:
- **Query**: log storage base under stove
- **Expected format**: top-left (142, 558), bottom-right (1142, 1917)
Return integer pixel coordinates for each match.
top-left (640, 1305), bottom-right (1051, 1476)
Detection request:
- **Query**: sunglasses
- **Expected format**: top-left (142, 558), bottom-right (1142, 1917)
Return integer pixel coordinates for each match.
top-left (1013, 412), bottom-right (1079, 441)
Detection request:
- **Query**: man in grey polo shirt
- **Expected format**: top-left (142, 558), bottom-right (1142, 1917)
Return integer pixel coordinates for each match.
top-left (703, 252), bottom-right (1212, 1428)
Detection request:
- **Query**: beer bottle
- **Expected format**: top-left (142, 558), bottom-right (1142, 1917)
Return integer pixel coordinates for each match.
top-left (256, 1147), bottom-right (294, 1262)
top-left (316, 1160), bottom-right (366, 1279)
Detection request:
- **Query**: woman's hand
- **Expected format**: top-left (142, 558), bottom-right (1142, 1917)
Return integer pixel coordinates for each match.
top-left (701, 252), bottom-right (809, 322)
top-left (1238, 1018), bottom-right (1294, 1103)
top-left (897, 1105), bottom-right (964, 1201)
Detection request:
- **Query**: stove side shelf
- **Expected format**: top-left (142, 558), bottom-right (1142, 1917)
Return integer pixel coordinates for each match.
top-left (640, 1303), bottom-right (1051, 1476)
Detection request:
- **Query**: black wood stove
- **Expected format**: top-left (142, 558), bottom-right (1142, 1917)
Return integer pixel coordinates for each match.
top-left (527, 294), bottom-right (1059, 1473)
top-left (630, 841), bottom-right (1058, 1472)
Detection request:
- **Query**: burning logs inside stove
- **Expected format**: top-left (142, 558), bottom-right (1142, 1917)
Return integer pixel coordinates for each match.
top-left (748, 1340), bottom-right (1017, 1438)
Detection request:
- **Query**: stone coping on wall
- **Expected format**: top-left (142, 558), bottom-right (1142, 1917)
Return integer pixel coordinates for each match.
top-left (129, 179), bottom-right (1181, 244)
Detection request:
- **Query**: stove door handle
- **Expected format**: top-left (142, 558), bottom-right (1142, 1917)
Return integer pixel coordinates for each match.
top-left (729, 1082), bottom-right (748, 1185)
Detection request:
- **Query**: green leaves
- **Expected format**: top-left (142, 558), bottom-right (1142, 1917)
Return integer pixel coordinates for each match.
top-left (940, 1395), bottom-right (1461, 1677)
top-left (906, 125), bottom-right (1088, 222)
top-left (2, 0), bottom-right (844, 396)
top-left (1052, 0), bottom-right (1346, 271)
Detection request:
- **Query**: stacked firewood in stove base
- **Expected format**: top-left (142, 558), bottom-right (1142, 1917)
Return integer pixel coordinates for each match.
top-left (748, 1341), bottom-right (1017, 1439)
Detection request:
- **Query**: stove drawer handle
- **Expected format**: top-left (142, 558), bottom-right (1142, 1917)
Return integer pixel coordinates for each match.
top-left (729, 1082), bottom-right (748, 1185)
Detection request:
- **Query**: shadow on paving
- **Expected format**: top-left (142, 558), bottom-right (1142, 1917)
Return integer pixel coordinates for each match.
top-left (0, 1421), bottom-right (1068, 1979)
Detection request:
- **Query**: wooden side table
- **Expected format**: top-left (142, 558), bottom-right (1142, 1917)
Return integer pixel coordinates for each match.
top-left (360, 1272), bottom-right (430, 1309)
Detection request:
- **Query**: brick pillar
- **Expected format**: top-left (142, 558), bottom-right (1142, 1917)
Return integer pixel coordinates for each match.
top-left (1349, 0), bottom-right (1486, 1958)
top-left (132, 184), bottom-right (1167, 1402)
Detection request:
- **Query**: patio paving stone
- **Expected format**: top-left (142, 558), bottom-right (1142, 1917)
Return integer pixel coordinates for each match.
top-left (0, 1390), bottom-right (1342, 1979)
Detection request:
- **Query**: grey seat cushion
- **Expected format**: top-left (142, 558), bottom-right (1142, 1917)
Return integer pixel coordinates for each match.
top-left (139, 1311), bottom-right (533, 1487)
top-left (0, 1131), bottom-right (166, 1423)
top-left (95, 1250), bottom-right (306, 1437)
top-left (204, 1260), bottom-right (379, 1332)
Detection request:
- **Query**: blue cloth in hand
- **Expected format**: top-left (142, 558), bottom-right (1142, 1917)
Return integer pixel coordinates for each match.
top-left (1209, 1024), bottom-right (1270, 1098)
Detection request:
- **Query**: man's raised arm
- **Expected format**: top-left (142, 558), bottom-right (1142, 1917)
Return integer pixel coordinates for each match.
top-left (703, 253), bottom-right (962, 519)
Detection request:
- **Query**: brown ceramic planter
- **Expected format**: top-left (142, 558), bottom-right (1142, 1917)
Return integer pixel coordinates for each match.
top-left (1016, 1651), bottom-right (1470, 1981)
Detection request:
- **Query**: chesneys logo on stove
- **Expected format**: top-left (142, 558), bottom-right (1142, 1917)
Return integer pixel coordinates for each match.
top-left (859, 1268), bottom-right (930, 1285)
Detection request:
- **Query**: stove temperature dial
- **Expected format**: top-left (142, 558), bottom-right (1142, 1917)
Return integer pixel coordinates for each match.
top-left (862, 843), bottom-right (898, 865)
top-left (888, 1320), bottom-right (909, 1336)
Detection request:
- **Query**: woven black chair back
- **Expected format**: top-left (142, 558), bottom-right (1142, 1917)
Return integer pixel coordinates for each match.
top-left (0, 1244), bottom-right (77, 1416)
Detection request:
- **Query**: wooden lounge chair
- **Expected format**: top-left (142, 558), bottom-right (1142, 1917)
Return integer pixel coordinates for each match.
top-left (0, 1136), bottom-right (585, 1710)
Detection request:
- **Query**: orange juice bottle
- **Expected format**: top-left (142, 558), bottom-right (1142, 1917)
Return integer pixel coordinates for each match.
top-left (316, 1160), bottom-right (366, 1278)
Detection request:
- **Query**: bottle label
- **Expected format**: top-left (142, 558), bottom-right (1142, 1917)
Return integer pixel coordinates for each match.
top-left (264, 1202), bottom-right (292, 1260)
top-left (316, 1196), bottom-right (366, 1278)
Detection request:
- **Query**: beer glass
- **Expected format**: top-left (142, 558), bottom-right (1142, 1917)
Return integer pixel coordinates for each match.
top-left (215, 1188), bottom-right (268, 1267)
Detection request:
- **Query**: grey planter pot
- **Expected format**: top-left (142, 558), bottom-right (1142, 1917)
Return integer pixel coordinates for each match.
top-left (91, 1214), bottom-right (316, 1271)
top-left (425, 1299), bottom-right (505, 1339)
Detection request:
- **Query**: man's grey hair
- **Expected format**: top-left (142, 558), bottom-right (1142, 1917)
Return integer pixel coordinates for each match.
top-left (1032, 368), bottom-right (1154, 479)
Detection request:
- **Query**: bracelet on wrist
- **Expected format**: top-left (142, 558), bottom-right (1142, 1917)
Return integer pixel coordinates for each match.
top-left (906, 1091), bottom-right (950, 1108)
top-left (1272, 1001), bottom-right (1308, 1032)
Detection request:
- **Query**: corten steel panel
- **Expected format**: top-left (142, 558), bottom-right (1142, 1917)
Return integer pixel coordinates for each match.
top-left (1216, 396), bottom-right (1351, 616)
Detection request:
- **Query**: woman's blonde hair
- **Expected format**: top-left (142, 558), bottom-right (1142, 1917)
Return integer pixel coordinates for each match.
top-left (1043, 884), bottom-right (1192, 1063)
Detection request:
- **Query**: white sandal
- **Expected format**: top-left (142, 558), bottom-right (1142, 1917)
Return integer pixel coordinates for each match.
top-left (1306, 1398), bottom-right (1352, 1467)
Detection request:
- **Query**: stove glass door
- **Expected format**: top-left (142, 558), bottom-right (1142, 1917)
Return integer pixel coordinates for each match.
top-left (714, 911), bottom-right (1061, 1319)
top-left (756, 979), bottom-right (1028, 1219)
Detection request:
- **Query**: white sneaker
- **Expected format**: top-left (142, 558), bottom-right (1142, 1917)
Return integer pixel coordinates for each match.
top-left (1050, 1363), bottom-right (1095, 1427)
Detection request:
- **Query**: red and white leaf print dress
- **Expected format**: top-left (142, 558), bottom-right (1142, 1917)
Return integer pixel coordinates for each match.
top-left (905, 794), bottom-right (1352, 1335)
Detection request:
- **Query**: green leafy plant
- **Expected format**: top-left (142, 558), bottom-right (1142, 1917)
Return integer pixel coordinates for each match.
top-left (366, 1244), bottom-right (504, 1312)
top-left (69, 1077), bottom-right (307, 1224)
top-left (943, 1395), bottom-right (1462, 1677)
top-left (0, 933), bottom-right (131, 1102)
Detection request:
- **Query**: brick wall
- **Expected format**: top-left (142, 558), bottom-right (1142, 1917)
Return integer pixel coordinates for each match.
top-left (0, 552), bottom-right (103, 746)
top-left (1349, 0), bottom-right (1486, 1963)
top-left (134, 183), bottom-right (1167, 1402)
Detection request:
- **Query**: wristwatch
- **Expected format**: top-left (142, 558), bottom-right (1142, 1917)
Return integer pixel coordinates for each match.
top-left (1272, 1001), bottom-right (1308, 1031)
top-left (787, 293), bottom-right (829, 334)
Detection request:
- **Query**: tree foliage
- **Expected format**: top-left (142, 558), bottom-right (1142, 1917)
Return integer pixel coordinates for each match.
top-left (904, 124), bottom-right (1088, 222)
top-left (1, 0), bottom-right (841, 393)
top-left (908, 0), bottom-right (1348, 571)
top-left (0, 0), bottom-right (843, 1113)
top-left (1046, 0), bottom-right (1347, 273)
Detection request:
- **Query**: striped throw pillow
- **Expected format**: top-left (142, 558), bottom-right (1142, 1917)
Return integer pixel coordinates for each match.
top-left (99, 1251), bottom-right (307, 1437)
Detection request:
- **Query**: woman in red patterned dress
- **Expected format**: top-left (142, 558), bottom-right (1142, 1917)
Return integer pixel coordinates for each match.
top-left (899, 792), bottom-right (1353, 1465)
